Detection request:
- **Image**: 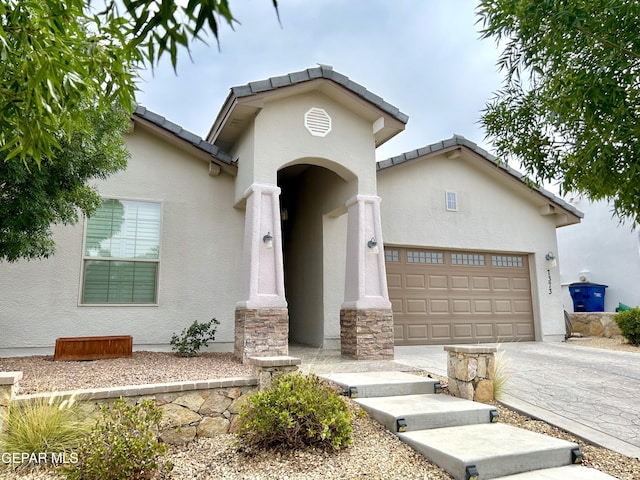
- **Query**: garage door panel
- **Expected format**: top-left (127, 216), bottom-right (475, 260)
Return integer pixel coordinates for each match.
top-left (429, 299), bottom-right (450, 313)
top-left (494, 300), bottom-right (512, 313)
top-left (453, 324), bottom-right (473, 339)
top-left (452, 299), bottom-right (471, 313)
top-left (514, 300), bottom-right (532, 313)
top-left (405, 274), bottom-right (426, 289)
top-left (516, 323), bottom-right (534, 337)
top-left (431, 324), bottom-right (451, 339)
top-left (451, 276), bottom-right (470, 289)
top-left (472, 276), bottom-right (491, 290)
top-left (429, 275), bottom-right (448, 289)
top-left (496, 323), bottom-right (514, 338)
top-left (388, 247), bottom-right (534, 345)
top-left (475, 324), bottom-right (494, 338)
top-left (474, 299), bottom-right (492, 313)
top-left (512, 278), bottom-right (531, 291)
top-left (406, 299), bottom-right (427, 314)
top-left (394, 324), bottom-right (404, 341)
top-left (387, 273), bottom-right (402, 289)
top-left (407, 324), bottom-right (428, 340)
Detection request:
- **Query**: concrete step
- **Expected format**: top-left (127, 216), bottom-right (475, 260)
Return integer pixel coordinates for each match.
top-left (355, 394), bottom-right (498, 433)
top-left (493, 465), bottom-right (618, 479)
top-left (320, 371), bottom-right (439, 398)
top-left (399, 423), bottom-right (581, 480)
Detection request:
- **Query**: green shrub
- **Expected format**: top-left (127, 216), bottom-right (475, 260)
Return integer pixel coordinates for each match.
top-left (170, 318), bottom-right (220, 357)
top-left (237, 374), bottom-right (353, 451)
top-left (63, 398), bottom-right (168, 480)
top-left (614, 307), bottom-right (640, 345)
top-left (0, 394), bottom-right (87, 468)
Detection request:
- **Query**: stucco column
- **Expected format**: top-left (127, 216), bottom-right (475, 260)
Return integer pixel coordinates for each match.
top-left (235, 184), bottom-right (288, 362)
top-left (340, 195), bottom-right (394, 359)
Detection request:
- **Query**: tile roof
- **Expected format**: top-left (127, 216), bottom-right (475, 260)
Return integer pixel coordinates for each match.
top-left (133, 105), bottom-right (233, 164)
top-left (377, 134), bottom-right (583, 218)
top-left (228, 65), bottom-right (409, 124)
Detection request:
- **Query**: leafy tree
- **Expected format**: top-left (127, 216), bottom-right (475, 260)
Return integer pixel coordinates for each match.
top-left (0, 0), bottom-right (277, 261)
top-left (478, 0), bottom-right (640, 223)
top-left (0, 105), bottom-right (129, 262)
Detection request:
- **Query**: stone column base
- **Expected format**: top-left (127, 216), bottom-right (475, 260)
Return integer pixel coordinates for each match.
top-left (235, 308), bottom-right (289, 363)
top-left (340, 308), bottom-right (394, 360)
top-left (248, 356), bottom-right (301, 390)
top-left (445, 345), bottom-right (496, 403)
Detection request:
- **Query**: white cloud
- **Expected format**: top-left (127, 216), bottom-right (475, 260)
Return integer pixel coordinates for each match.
top-left (135, 0), bottom-right (503, 160)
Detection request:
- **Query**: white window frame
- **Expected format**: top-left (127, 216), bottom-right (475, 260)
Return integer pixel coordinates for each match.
top-left (79, 197), bottom-right (162, 306)
top-left (446, 191), bottom-right (458, 211)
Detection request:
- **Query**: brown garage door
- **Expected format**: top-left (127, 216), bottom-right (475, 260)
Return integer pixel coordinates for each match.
top-left (386, 247), bottom-right (534, 345)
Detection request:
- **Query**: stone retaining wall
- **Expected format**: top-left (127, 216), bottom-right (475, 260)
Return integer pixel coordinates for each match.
top-left (569, 312), bottom-right (621, 338)
top-left (1, 357), bottom-right (302, 446)
top-left (3, 377), bottom-right (258, 445)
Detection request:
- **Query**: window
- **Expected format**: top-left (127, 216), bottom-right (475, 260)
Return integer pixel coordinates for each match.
top-left (385, 249), bottom-right (400, 262)
top-left (82, 199), bottom-right (161, 304)
top-left (492, 255), bottom-right (524, 267)
top-left (451, 253), bottom-right (485, 266)
top-left (407, 250), bottom-right (444, 264)
top-left (446, 191), bottom-right (457, 211)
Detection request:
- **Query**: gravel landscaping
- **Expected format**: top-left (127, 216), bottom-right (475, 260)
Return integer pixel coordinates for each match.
top-left (1, 337), bottom-right (639, 479)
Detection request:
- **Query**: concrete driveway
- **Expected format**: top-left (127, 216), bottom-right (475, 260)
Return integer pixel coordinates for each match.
top-left (394, 341), bottom-right (640, 459)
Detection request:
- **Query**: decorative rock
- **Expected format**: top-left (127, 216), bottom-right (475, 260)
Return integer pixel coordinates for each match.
top-left (477, 356), bottom-right (487, 378)
top-left (174, 392), bottom-right (205, 412)
top-left (197, 416), bottom-right (230, 437)
top-left (199, 393), bottom-right (232, 415)
top-left (475, 379), bottom-right (494, 403)
top-left (161, 403), bottom-right (201, 428)
top-left (229, 414), bottom-right (242, 434)
top-left (456, 380), bottom-right (474, 400)
top-left (160, 426), bottom-right (196, 445)
top-left (229, 394), bottom-right (250, 414)
top-left (228, 387), bottom-right (242, 399)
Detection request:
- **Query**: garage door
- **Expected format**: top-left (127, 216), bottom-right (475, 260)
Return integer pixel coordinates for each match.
top-left (386, 247), bottom-right (534, 345)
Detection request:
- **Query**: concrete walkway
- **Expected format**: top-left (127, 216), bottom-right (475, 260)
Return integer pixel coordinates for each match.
top-left (291, 341), bottom-right (640, 459)
top-left (393, 341), bottom-right (640, 459)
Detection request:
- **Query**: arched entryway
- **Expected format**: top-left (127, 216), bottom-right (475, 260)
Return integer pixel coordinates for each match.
top-left (278, 163), bottom-right (351, 347)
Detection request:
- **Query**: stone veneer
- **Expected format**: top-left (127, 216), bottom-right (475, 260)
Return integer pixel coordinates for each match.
top-left (1, 357), bottom-right (303, 446)
top-left (1, 374), bottom-right (258, 446)
top-left (340, 308), bottom-right (394, 360)
top-left (445, 345), bottom-right (496, 403)
top-left (569, 312), bottom-right (621, 338)
top-left (234, 307), bottom-right (289, 362)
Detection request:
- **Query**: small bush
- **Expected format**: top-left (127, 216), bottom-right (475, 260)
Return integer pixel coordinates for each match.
top-left (170, 318), bottom-right (220, 357)
top-left (63, 398), bottom-right (168, 480)
top-left (237, 374), bottom-right (353, 451)
top-left (614, 308), bottom-right (640, 345)
top-left (0, 394), bottom-right (87, 468)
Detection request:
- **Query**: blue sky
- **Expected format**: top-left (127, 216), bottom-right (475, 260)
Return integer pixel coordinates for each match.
top-left (135, 0), bottom-right (504, 161)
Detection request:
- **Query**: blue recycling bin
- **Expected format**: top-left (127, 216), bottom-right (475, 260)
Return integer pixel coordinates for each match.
top-left (569, 282), bottom-right (608, 312)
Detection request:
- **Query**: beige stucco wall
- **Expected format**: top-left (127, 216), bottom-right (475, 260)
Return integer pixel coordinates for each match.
top-left (0, 126), bottom-right (244, 356)
top-left (376, 150), bottom-right (566, 342)
top-left (233, 91), bottom-right (374, 204)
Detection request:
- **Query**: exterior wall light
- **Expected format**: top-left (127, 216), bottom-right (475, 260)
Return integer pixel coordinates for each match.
top-left (545, 251), bottom-right (557, 268)
top-left (263, 232), bottom-right (273, 249)
top-left (367, 237), bottom-right (379, 254)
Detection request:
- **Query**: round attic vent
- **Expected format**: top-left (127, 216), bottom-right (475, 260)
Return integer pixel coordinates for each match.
top-left (304, 107), bottom-right (332, 137)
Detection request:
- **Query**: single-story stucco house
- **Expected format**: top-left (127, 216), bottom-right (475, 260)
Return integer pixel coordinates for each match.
top-left (0, 66), bottom-right (582, 360)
